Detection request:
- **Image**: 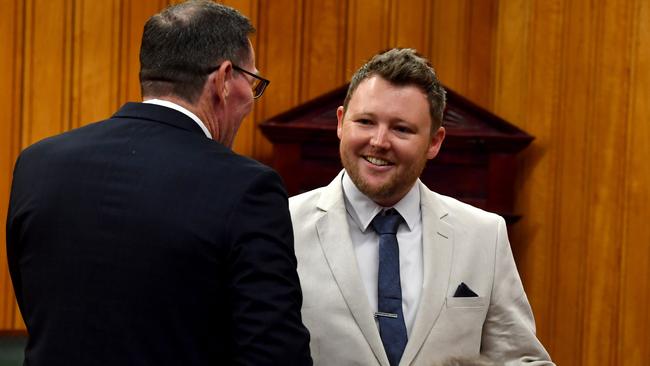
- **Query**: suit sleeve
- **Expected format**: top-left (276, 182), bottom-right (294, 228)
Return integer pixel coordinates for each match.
top-left (6, 154), bottom-right (24, 314)
top-left (224, 168), bottom-right (312, 366)
top-left (480, 217), bottom-right (555, 365)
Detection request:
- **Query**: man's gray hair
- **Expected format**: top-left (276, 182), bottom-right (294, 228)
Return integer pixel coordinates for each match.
top-left (139, 0), bottom-right (255, 103)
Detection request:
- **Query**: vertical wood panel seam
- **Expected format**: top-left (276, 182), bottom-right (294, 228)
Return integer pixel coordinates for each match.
top-left (112, 0), bottom-right (122, 112)
top-left (118, 0), bottom-right (125, 105)
top-left (421, 0), bottom-right (431, 56)
top-left (489, 1), bottom-right (497, 113)
top-left (9, 0), bottom-right (27, 329)
top-left (339, 0), bottom-right (349, 83)
top-left (299, 0), bottom-right (309, 102)
top-left (487, 0), bottom-right (498, 108)
top-left (253, 0), bottom-right (266, 158)
top-left (246, 0), bottom-right (257, 158)
top-left (383, 0), bottom-right (391, 50)
top-left (68, 0), bottom-right (79, 130)
top-left (15, 0), bottom-right (26, 158)
top-left (22, 0), bottom-right (34, 148)
top-left (12, 0), bottom-right (28, 329)
top-left (293, 1), bottom-right (303, 105)
top-left (345, 0), bottom-right (356, 75)
top-left (528, 0), bottom-right (560, 352)
top-left (581, 1), bottom-right (606, 363)
top-left (457, 3), bottom-right (468, 93)
top-left (616, 0), bottom-right (639, 363)
top-left (548, 0), bottom-right (584, 359)
top-left (66, 0), bottom-right (75, 130)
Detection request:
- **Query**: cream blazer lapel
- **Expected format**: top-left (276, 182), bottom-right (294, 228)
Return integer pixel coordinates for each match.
top-left (314, 173), bottom-right (390, 366)
top-left (400, 182), bottom-right (453, 365)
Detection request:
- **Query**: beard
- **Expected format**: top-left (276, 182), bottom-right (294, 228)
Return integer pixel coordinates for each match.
top-left (340, 148), bottom-right (429, 205)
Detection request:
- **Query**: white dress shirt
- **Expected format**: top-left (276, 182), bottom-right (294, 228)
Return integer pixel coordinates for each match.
top-left (341, 172), bottom-right (423, 336)
top-left (143, 99), bottom-right (212, 139)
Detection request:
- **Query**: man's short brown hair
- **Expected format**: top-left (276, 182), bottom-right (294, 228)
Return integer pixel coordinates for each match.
top-left (343, 48), bottom-right (446, 130)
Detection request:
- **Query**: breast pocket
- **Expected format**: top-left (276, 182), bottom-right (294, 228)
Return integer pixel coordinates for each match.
top-left (445, 296), bottom-right (488, 308)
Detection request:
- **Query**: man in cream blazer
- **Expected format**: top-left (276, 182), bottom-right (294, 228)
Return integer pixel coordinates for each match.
top-left (290, 49), bottom-right (553, 365)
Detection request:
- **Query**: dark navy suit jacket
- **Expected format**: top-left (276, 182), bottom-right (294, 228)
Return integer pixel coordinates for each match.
top-left (6, 103), bottom-right (312, 365)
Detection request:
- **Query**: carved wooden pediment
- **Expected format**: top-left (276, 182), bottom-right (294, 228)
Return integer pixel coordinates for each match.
top-left (260, 84), bottom-right (533, 222)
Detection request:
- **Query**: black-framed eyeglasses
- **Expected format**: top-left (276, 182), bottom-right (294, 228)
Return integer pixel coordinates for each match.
top-left (232, 65), bottom-right (270, 99)
top-left (207, 63), bottom-right (270, 99)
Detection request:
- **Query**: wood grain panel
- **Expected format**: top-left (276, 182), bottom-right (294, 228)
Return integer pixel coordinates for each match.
top-left (582, 0), bottom-right (635, 364)
top-left (118, 1), bottom-right (168, 105)
top-left (254, 0), bottom-right (303, 162)
top-left (465, 1), bottom-right (497, 108)
top-left (21, 0), bottom-right (74, 146)
top-left (299, 0), bottom-right (347, 100)
top-left (428, 1), bottom-right (469, 93)
top-left (389, 0), bottom-right (432, 55)
top-left (492, 0), bottom-right (557, 348)
top-left (345, 0), bottom-right (391, 73)
top-left (547, 1), bottom-right (599, 363)
top-left (512, 0), bottom-right (564, 354)
top-left (0, 0), bottom-right (24, 332)
top-left (620, 2), bottom-right (650, 363)
top-left (71, 0), bottom-right (122, 127)
top-left (493, 0), bottom-right (530, 124)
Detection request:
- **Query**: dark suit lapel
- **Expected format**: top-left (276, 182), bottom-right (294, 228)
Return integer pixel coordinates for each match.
top-left (112, 102), bottom-right (207, 138)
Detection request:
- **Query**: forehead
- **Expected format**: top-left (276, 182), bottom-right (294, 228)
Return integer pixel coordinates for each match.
top-left (347, 76), bottom-right (430, 120)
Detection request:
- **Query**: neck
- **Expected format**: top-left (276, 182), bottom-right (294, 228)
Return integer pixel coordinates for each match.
top-left (143, 94), bottom-right (221, 142)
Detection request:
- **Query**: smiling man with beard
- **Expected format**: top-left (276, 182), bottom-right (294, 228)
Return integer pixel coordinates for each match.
top-left (289, 48), bottom-right (553, 366)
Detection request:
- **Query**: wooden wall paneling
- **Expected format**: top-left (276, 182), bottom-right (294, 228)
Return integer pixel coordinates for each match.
top-left (465, 0), bottom-right (497, 108)
top-left (223, 0), bottom-right (260, 157)
top-left (71, 0), bottom-right (122, 128)
top-left (428, 0), bottom-right (469, 94)
top-left (520, 0), bottom-right (565, 356)
top-left (0, 0), bottom-right (24, 332)
top-left (388, 0), bottom-right (432, 56)
top-left (253, 0), bottom-right (303, 162)
top-left (21, 0), bottom-right (74, 147)
top-left (345, 0), bottom-right (392, 74)
top-left (118, 1), bottom-right (168, 105)
top-left (544, 1), bottom-right (600, 363)
top-left (429, 0), bottom-right (496, 107)
top-left (582, 0), bottom-right (636, 364)
top-left (299, 0), bottom-right (347, 101)
top-left (492, 0), bottom-right (528, 280)
top-left (492, 0), bottom-right (561, 354)
top-left (620, 1), bottom-right (650, 363)
top-left (493, 0), bottom-right (537, 335)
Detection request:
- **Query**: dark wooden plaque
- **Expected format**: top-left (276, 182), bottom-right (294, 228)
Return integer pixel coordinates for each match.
top-left (259, 84), bottom-right (533, 222)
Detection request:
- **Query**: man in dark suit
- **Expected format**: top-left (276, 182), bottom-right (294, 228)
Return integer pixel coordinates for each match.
top-left (6, 1), bottom-right (311, 365)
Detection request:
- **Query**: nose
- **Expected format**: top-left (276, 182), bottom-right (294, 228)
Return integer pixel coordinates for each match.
top-left (369, 125), bottom-right (390, 150)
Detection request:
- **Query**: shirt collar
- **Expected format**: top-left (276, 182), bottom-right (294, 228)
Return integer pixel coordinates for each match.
top-left (143, 99), bottom-right (212, 139)
top-left (341, 170), bottom-right (421, 232)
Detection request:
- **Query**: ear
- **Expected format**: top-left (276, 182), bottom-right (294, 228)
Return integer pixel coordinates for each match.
top-left (426, 126), bottom-right (446, 160)
top-left (213, 61), bottom-right (233, 100)
top-left (336, 106), bottom-right (345, 140)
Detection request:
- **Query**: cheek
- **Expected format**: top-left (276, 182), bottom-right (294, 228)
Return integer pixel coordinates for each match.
top-left (393, 139), bottom-right (428, 162)
top-left (342, 127), bottom-right (368, 148)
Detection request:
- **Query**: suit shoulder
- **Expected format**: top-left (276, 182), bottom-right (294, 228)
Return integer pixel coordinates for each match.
top-left (17, 119), bottom-right (108, 161)
top-left (208, 148), bottom-right (278, 180)
top-left (433, 191), bottom-right (504, 227)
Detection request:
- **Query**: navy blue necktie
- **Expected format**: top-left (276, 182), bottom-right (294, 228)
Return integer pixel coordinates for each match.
top-left (371, 209), bottom-right (407, 366)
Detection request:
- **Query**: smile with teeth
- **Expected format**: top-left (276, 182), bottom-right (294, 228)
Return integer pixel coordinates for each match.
top-left (364, 156), bottom-right (393, 166)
